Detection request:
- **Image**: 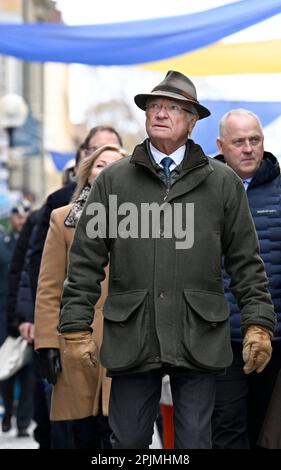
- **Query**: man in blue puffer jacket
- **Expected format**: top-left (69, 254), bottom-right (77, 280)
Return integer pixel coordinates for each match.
top-left (212, 108), bottom-right (281, 449)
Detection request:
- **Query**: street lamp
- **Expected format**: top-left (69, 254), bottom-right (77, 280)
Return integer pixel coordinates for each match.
top-left (0, 94), bottom-right (28, 145)
top-left (0, 94), bottom-right (28, 189)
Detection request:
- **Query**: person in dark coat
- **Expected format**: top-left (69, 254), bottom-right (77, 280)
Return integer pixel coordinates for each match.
top-left (0, 201), bottom-right (31, 435)
top-left (28, 182), bottom-right (76, 303)
top-left (58, 71), bottom-right (276, 449)
top-left (1, 208), bottom-right (48, 440)
top-left (212, 108), bottom-right (281, 449)
top-left (0, 201), bottom-right (31, 345)
top-left (6, 209), bottom-right (41, 337)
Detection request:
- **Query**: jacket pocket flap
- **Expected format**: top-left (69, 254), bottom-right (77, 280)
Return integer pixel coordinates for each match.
top-left (103, 289), bottom-right (148, 322)
top-left (183, 289), bottom-right (229, 323)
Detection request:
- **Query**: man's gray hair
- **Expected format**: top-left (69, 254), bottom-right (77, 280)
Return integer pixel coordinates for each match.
top-left (219, 108), bottom-right (263, 139)
top-left (187, 103), bottom-right (198, 117)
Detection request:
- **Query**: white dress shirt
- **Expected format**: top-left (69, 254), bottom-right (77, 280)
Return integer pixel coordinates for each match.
top-left (242, 178), bottom-right (252, 190)
top-left (149, 142), bottom-right (186, 171)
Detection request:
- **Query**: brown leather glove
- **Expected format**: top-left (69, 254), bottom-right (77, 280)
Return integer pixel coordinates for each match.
top-left (242, 325), bottom-right (273, 374)
top-left (60, 331), bottom-right (98, 368)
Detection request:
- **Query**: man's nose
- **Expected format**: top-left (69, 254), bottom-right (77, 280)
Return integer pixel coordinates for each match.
top-left (242, 140), bottom-right (253, 151)
top-left (156, 105), bottom-right (169, 117)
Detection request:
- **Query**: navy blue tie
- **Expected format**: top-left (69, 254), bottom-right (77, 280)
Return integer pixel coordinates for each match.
top-left (160, 157), bottom-right (174, 180)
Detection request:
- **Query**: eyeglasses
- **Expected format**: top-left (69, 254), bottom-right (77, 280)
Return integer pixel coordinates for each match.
top-left (83, 146), bottom-right (98, 155)
top-left (146, 102), bottom-right (194, 116)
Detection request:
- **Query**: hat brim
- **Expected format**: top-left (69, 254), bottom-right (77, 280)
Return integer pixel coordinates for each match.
top-left (134, 91), bottom-right (210, 120)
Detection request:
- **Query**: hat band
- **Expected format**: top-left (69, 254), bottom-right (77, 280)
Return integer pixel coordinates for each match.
top-left (152, 84), bottom-right (199, 104)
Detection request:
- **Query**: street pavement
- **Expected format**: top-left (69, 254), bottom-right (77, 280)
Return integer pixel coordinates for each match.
top-left (0, 419), bottom-right (161, 449)
top-left (0, 419), bottom-right (38, 449)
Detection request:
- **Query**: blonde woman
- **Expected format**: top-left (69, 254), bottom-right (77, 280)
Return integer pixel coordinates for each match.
top-left (34, 144), bottom-right (128, 448)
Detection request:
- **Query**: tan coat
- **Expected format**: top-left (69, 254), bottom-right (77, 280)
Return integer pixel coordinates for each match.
top-left (34, 203), bottom-right (111, 421)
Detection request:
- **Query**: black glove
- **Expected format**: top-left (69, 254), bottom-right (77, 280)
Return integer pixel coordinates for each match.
top-left (37, 348), bottom-right (62, 385)
top-left (7, 319), bottom-right (20, 338)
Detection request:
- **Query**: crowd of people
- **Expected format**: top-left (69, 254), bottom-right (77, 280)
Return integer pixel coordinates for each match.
top-left (0, 70), bottom-right (280, 449)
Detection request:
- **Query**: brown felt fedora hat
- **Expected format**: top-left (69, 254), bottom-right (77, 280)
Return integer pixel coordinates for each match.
top-left (134, 70), bottom-right (210, 120)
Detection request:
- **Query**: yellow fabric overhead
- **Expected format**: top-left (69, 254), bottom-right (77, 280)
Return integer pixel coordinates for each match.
top-left (141, 40), bottom-right (281, 75)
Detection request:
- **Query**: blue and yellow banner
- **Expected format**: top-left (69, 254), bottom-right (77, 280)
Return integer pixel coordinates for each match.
top-left (0, 0), bottom-right (280, 67)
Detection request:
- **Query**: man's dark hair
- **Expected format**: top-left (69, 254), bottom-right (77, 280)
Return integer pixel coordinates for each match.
top-left (75, 143), bottom-right (85, 166)
top-left (83, 126), bottom-right (123, 149)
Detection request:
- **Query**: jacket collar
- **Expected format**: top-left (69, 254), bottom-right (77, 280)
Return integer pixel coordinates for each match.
top-left (130, 138), bottom-right (209, 174)
top-left (130, 139), bottom-right (213, 202)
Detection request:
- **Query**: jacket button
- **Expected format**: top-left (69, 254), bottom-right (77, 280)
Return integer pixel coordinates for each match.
top-left (210, 322), bottom-right (218, 328)
top-left (159, 292), bottom-right (164, 299)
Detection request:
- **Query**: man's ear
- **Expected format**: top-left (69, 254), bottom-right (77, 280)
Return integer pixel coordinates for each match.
top-left (216, 137), bottom-right (223, 153)
top-left (189, 115), bottom-right (198, 135)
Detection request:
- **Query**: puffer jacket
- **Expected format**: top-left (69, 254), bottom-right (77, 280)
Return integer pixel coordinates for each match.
top-left (215, 151), bottom-right (281, 341)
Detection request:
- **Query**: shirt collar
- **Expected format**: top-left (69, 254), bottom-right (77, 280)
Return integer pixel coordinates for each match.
top-left (242, 177), bottom-right (252, 190)
top-left (149, 142), bottom-right (186, 171)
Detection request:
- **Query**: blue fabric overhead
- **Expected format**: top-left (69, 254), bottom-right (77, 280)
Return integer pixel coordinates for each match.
top-left (0, 0), bottom-right (280, 64)
top-left (193, 100), bottom-right (281, 156)
top-left (49, 151), bottom-right (75, 171)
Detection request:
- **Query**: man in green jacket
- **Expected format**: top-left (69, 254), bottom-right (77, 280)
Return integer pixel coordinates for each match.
top-left (59, 71), bottom-right (275, 449)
